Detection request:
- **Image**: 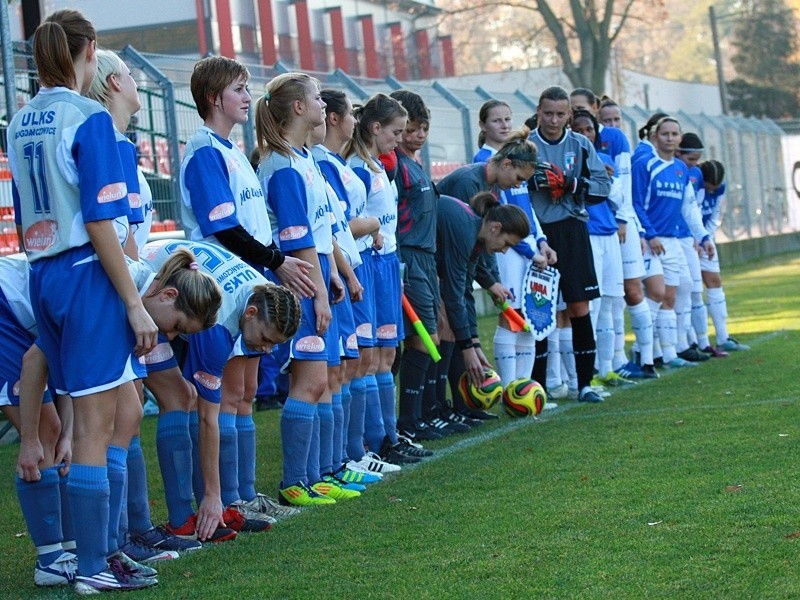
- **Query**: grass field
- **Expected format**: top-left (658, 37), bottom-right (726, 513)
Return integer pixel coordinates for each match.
top-left (1, 252), bottom-right (799, 599)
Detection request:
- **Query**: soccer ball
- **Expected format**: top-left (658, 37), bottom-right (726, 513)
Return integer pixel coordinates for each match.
top-left (458, 368), bottom-right (503, 410)
top-left (502, 378), bottom-right (546, 417)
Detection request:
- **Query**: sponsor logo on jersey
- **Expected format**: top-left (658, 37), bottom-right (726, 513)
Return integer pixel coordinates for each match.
top-left (295, 335), bottom-right (325, 353)
top-left (24, 220), bottom-right (59, 252)
top-left (144, 342), bottom-right (174, 364)
top-left (378, 213), bottom-right (396, 226)
top-left (372, 177), bottom-right (385, 192)
top-left (128, 192), bottom-right (141, 209)
top-left (21, 110), bottom-right (55, 126)
top-left (376, 324), bottom-right (397, 339)
top-left (193, 370), bottom-right (222, 390)
top-left (239, 187), bottom-right (264, 204)
top-left (565, 152), bottom-right (576, 173)
top-left (356, 323), bottom-right (373, 337)
top-left (97, 182), bottom-right (128, 204)
top-left (346, 333), bottom-right (358, 350)
top-left (209, 202), bottom-right (235, 221)
top-left (280, 225), bottom-right (308, 241)
top-left (341, 169), bottom-right (352, 184)
top-left (305, 167), bottom-right (316, 187)
top-left (12, 380), bottom-right (21, 397)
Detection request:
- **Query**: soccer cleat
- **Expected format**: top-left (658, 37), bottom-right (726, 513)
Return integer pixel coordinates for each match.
top-left (34, 552), bottom-right (77, 587)
top-left (396, 439), bottom-right (433, 458)
top-left (312, 477), bottom-right (361, 500)
top-left (279, 481), bottom-right (337, 506)
top-left (344, 460), bottom-right (385, 479)
top-left (337, 464), bottom-right (383, 484)
top-left (242, 493), bottom-right (303, 519)
top-left (459, 408), bottom-right (499, 420)
top-left (591, 372), bottom-right (635, 388)
top-left (677, 346), bottom-right (710, 362)
top-left (352, 452), bottom-right (402, 474)
top-left (546, 382), bottom-right (569, 400)
top-left (641, 364), bottom-right (660, 379)
top-left (164, 514), bottom-right (238, 543)
top-left (446, 411), bottom-right (482, 427)
top-left (717, 337), bottom-right (750, 352)
top-left (543, 401), bottom-right (558, 410)
top-left (225, 503), bottom-right (275, 532)
top-left (132, 525), bottom-right (203, 553)
top-left (322, 472), bottom-right (367, 492)
top-left (119, 539), bottom-right (179, 565)
top-left (409, 422), bottom-right (443, 441)
top-left (108, 551), bottom-right (158, 579)
top-left (614, 361), bottom-right (645, 379)
top-left (578, 388), bottom-right (604, 403)
top-left (379, 439), bottom-right (422, 465)
top-left (653, 356), bottom-right (664, 368)
top-left (702, 345), bottom-right (729, 358)
top-left (665, 357), bottom-right (699, 369)
top-left (74, 558), bottom-right (158, 595)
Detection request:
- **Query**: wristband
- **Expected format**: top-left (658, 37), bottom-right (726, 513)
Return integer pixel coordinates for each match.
top-left (456, 339), bottom-right (474, 350)
top-left (472, 342), bottom-right (481, 349)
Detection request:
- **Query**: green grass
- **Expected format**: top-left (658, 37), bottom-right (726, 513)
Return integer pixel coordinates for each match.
top-left (1, 253), bottom-right (800, 599)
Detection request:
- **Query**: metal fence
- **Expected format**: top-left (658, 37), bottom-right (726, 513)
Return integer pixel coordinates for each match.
top-left (0, 44), bottom-right (793, 246)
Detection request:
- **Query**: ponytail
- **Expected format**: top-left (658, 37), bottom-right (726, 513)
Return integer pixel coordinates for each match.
top-left (148, 248), bottom-right (223, 330)
top-left (471, 192), bottom-right (530, 239)
top-left (34, 10), bottom-right (96, 89)
top-left (344, 93), bottom-right (407, 172)
top-left (700, 160), bottom-right (725, 188)
top-left (638, 112), bottom-right (668, 140)
top-left (256, 72), bottom-right (320, 158)
top-left (489, 127), bottom-right (537, 169)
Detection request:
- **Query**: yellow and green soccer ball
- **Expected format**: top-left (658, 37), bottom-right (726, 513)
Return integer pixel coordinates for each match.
top-left (458, 368), bottom-right (503, 410)
top-left (502, 378), bottom-right (546, 417)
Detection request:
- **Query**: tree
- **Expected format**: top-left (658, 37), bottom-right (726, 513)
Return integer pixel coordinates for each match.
top-left (726, 0), bottom-right (800, 117)
top-left (440, 0), bottom-right (659, 93)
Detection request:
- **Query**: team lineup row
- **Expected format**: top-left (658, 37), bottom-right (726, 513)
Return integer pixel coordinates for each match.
top-left (1, 7), bottom-right (747, 596)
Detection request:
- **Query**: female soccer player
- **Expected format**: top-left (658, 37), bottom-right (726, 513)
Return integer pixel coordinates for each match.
top-left (474, 100), bottom-right (513, 162)
top-left (346, 93), bottom-right (424, 466)
top-left (437, 192), bottom-right (530, 385)
top-left (632, 117), bottom-right (714, 369)
top-left (7, 9), bottom-right (160, 593)
top-left (180, 56), bottom-right (315, 524)
top-left (255, 73), bottom-right (348, 506)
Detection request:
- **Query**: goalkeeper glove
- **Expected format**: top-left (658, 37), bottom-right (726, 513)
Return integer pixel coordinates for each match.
top-left (532, 162), bottom-right (577, 202)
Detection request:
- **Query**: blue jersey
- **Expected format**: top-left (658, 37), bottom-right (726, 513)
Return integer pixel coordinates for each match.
top-left (8, 87), bottom-right (129, 261)
top-left (259, 147), bottom-right (334, 255)
top-left (133, 167), bottom-right (153, 251)
top-left (632, 140), bottom-right (655, 166)
top-left (473, 145), bottom-right (494, 163)
top-left (598, 126), bottom-right (635, 227)
top-left (586, 153), bottom-right (619, 236)
top-left (632, 155), bottom-right (708, 242)
top-left (349, 154), bottom-right (398, 255)
top-left (698, 180), bottom-right (726, 237)
top-left (181, 126), bottom-right (271, 246)
top-left (117, 131), bottom-right (143, 229)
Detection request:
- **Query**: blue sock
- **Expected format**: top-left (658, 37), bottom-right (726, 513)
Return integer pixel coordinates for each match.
top-left (318, 402), bottom-right (334, 475)
top-left (126, 436), bottom-right (151, 535)
top-left (363, 374), bottom-right (386, 453)
top-left (68, 464), bottom-right (109, 577)
top-left (331, 392), bottom-right (344, 468)
top-left (16, 466), bottom-right (63, 565)
top-left (236, 414), bottom-right (257, 502)
top-left (106, 445), bottom-right (127, 554)
top-left (377, 371), bottom-right (399, 444)
top-left (218, 412), bottom-right (239, 506)
top-left (280, 398), bottom-right (315, 487)
top-left (156, 411), bottom-right (194, 529)
top-left (59, 473), bottom-right (75, 551)
top-left (346, 377), bottom-right (367, 461)
top-left (340, 383), bottom-right (351, 461)
top-left (189, 410), bottom-right (203, 504)
top-left (306, 406), bottom-right (321, 484)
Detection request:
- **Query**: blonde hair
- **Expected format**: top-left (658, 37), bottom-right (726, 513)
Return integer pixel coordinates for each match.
top-left (147, 248), bottom-right (223, 330)
top-left (255, 72), bottom-right (321, 158)
top-left (33, 9), bottom-right (96, 89)
top-left (490, 127), bottom-right (537, 169)
top-left (247, 284), bottom-right (302, 339)
top-left (86, 49), bottom-right (126, 107)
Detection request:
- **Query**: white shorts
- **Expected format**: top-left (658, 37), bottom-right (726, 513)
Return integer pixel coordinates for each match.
top-left (644, 237), bottom-right (688, 287)
top-left (699, 240), bottom-right (720, 273)
top-left (590, 234), bottom-right (624, 297)
top-left (496, 234), bottom-right (533, 310)
top-left (679, 237), bottom-right (703, 293)
top-left (620, 229), bottom-right (646, 280)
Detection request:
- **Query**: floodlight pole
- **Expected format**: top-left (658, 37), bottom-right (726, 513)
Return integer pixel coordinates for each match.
top-left (1, 0), bottom-right (17, 121)
top-left (709, 6), bottom-right (730, 115)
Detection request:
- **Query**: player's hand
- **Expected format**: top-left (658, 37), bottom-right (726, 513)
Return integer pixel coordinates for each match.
top-left (648, 237), bottom-right (665, 256)
top-left (462, 346), bottom-right (485, 387)
top-left (617, 222), bottom-right (627, 244)
top-left (539, 242), bottom-right (557, 265)
top-left (313, 295), bottom-right (332, 335)
top-left (532, 253), bottom-right (548, 270)
top-left (532, 162), bottom-right (576, 203)
top-left (17, 437), bottom-right (44, 482)
top-left (372, 232), bottom-right (384, 251)
top-left (702, 239), bottom-right (715, 259)
top-left (330, 274), bottom-right (345, 305)
top-left (54, 435), bottom-right (72, 477)
top-left (347, 274), bottom-right (364, 302)
top-left (639, 236), bottom-right (647, 255)
top-left (474, 345), bottom-right (492, 370)
top-left (128, 303), bottom-right (158, 357)
top-left (275, 257), bottom-right (316, 299)
top-left (196, 496), bottom-right (226, 542)
top-left (487, 282), bottom-right (512, 302)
